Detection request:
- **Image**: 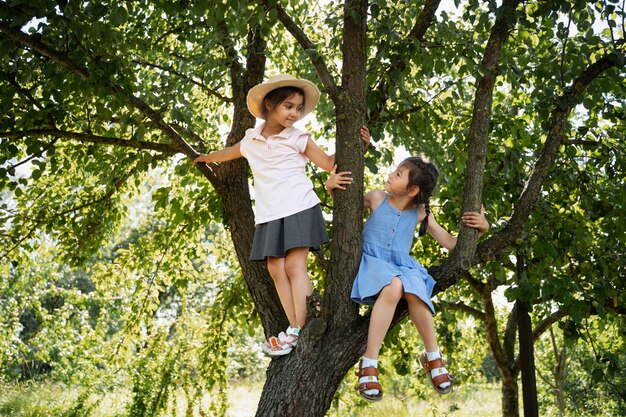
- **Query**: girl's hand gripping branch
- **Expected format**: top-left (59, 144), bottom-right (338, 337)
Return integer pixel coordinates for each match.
top-left (360, 126), bottom-right (371, 148)
top-left (192, 143), bottom-right (243, 166)
top-left (193, 154), bottom-right (214, 165)
top-left (461, 205), bottom-right (490, 236)
top-left (325, 165), bottom-right (353, 197)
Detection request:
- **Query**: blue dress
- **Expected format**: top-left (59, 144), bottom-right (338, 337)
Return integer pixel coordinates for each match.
top-left (350, 196), bottom-right (436, 314)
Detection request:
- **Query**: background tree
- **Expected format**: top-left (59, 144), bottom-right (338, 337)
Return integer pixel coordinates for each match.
top-left (1, 1), bottom-right (624, 416)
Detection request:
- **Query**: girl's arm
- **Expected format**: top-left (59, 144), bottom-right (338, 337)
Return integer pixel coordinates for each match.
top-left (325, 167), bottom-right (384, 212)
top-left (193, 142), bottom-right (242, 165)
top-left (426, 214), bottom-right (457, 251)
top-left (427, 206), bottom-right (489, 251)
top-left (306, 126), bottom-right (371, 172)
top-left (305, 138), bottom-right (335, 172)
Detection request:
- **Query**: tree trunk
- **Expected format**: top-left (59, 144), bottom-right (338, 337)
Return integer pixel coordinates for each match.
top-left (517, 252), bottom-right (539, 417)
top-left (549, 327), bottom-right (569, 413)
top-left (501, 373), bottom-right (520, 417)
top-left (554, 348), bottom-right (568, 413)
top-left (517, 298), bottom-right (538, 417)
top-left (255, 1), bottom-right (370, 414)
top-left (254, 320), bottom-right (369, 416)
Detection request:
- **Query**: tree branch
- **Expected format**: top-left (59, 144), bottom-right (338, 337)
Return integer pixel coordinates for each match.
top-left (0, 153), bottom-right (162, 261)
top-left (452, 0), bottom-right (522, 261)
top-left (376, 76), bottom-right (470, 123)
top-left (1, 71), bottom-right (58, 127)
top-left (430, 0), bottom-right (522, 292)
top-left (369, 0), bottom-right (441, 125)
top-left (259, 0), bottom-right (339, 100)
top-left (532, 309), bottom-right (569, 343)
top-left (322, 0), bottom-right (370, 326)
top-left (407, 0), bottom-right (441, 40)
top-left (215, 17), bottom-right (260, 149)
top-left (475, 52), bottom-right (626, 265)
top-left (503, 302), bottom-right (518, 362)
top-left (0, 2), bottom-right (38, 22)
top-left (443, 301), bottom-right (486, 321)
top-left (0, 21), bottom-right (90, 78)
top-left (463, 270), bottom-right (485, 293)
top-left (3, 129), bottom-right (182, 155)
top-left (130, 59), bottom-right (232, 102)
top-left (0, 19), bottom-right (220, 184)
top-left (7, 139), bottom-right (58, 172)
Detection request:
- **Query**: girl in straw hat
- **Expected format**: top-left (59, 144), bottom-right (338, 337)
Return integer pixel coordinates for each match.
top-left (194, 74), bottom-right (370, 356)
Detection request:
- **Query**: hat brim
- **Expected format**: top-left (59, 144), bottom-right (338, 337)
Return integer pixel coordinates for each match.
top-left (247, 77), bottom-right (320, 120)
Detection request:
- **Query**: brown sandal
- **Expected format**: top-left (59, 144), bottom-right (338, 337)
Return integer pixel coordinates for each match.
top-left (419, 353), bottom-right (453, 394)
top-left (355, 360), bottom-right (383, 402)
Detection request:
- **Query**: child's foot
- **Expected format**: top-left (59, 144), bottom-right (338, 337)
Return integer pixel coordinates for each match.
top-left (355, 359), bottom-right (383, 402)
top-left (419, 352), bottom-right (453, 394)
top-left (261, 327), bottom-right (299, 357)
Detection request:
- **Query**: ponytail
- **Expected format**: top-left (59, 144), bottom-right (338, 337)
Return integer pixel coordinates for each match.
top-left (419, 201), bottom-right (431, 236)
top-left (399, 156), bottom-right (439, 238)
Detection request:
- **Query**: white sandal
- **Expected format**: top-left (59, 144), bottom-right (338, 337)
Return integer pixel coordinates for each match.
top-left (261, 331), bottom-right (299, 357)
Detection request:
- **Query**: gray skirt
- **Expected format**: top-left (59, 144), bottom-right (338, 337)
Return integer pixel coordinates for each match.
top-left (250, 204), bottom-right (329, 261)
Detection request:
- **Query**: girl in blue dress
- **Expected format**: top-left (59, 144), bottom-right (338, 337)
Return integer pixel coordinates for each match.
top-left (326, 156), bottom-right (489, 402)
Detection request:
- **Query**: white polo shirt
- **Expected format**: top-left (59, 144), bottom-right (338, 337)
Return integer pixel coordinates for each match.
top-left (239, 124), bottom-right (321, 225)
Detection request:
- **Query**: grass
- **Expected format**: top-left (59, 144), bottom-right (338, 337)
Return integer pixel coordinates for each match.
top-left (0, 381), bottom-right (130, 417)
top-left (0, 380), bottom-right (503, 417)
top-left (0, 381), bottom-right (78, 417)
top-left (328, 382), bottom-right (503, 417)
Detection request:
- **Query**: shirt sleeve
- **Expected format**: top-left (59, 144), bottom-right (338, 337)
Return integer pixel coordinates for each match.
top-left (294, 131), bottom-right (311, 154)
top-left (239, 135), bottom-right (249, 157)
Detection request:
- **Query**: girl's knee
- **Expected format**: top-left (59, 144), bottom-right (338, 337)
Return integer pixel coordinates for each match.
top-left (266, 258), bottom-right (286, 280)
top-left (284, 249), bottom-right (308, 277)
top-left (284, 262), bottom-right (304, 278)
top-left (405, 293), bottom-right (430, 312)
top-left (381, 277), bottom-right (404, 301)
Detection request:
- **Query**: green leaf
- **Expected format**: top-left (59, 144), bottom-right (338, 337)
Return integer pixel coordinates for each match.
top-left (110, 5), bottom-right (129, 27)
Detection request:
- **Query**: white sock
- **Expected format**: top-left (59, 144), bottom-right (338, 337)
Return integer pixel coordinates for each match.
top-left (426, 349), bottom-right (440, 361)
top-left (425, 349), bottom-right (450, 389)
top-left (360, 356), bottom-right (379, 396)
top-left (362, 356), bottom-right (378, 368)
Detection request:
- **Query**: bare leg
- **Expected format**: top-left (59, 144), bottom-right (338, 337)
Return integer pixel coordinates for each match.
top-left (364, 277), bottom-right (404, 359)
top-left (357, 277), bottom-right (404, 398)
top-left (267, 256), bottom-right (297, 327)
top-left (404, 293), bottom-right (437, 351)
top-left (284, 247), bottom-right (312, 328)
top-left (405, 293), bottom-right (451, 392)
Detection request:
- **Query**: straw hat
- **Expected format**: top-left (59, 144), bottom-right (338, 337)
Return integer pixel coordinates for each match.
top-left (247, 74), bottom-right (320, 120)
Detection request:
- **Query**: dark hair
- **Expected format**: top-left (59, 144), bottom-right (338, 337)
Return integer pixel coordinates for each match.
top-left (398, 156), bottom-right (439, 236)
top-left (261, 86), bottom-right (306, 119)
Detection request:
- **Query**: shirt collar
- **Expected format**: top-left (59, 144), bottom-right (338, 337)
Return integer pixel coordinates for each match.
top-left (249, 123), bottom-right (293, 141)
